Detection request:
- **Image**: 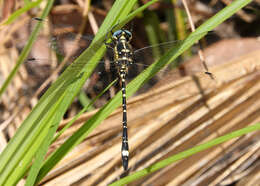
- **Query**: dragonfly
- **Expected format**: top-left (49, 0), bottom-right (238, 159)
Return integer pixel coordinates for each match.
top-left (104, 28), bottom-right (134, 171)
top-left (24, 17), bottom-right (215, 171)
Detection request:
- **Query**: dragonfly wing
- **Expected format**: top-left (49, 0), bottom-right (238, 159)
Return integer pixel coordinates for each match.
top-left (16, 18), bottom-right (97, 62)
top-left (133, 30), bottom-right (215, 65)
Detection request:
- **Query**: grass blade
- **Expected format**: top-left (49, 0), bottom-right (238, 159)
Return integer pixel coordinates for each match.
top-left (0, 0), bottom-right (50, 98)
top-left (110, 122), bottom-right (260, 185)
top-left (0, 0), bottom-right (55, 184)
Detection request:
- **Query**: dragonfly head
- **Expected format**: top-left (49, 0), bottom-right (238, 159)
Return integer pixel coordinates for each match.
top-left (112, 29), bottom-right (132, 42)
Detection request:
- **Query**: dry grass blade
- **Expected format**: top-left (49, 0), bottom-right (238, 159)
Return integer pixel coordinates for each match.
top-left (37, 45), bottom-right (260, 185)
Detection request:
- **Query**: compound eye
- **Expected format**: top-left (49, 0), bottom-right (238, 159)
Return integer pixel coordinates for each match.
top-left (113, 30), bottom-right (122, 38)
top-left (124, 30), bottom-right (132, 40)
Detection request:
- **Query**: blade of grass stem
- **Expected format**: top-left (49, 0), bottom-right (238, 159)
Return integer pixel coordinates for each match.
top-left (0, 0), bottom-right (53, 98)
top-left (0, 0), bottom-right (55, 172)
top-left (0, 0), bottom-right (43, 27)
top-left (24, 121), bottom-right (58, 186)
top-left (110, 123), bottom-right (260, 185)
top-left (1, 92), bottom-right (66, 186)
top-left (52, 78), bottom-right (118, 143)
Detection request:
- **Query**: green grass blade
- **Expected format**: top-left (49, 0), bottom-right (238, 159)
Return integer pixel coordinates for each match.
top-left (24, 96), bottom-right (67, 186)
top-left (0, 0), bottom-right (55, 174)
top-left (110, 122), bottom-right (260, 185)
top-left (144, 11), bottom-right (167, 61)
top-left (0, 0), bottom-right (43, 26)
top-left (24, 122), bottom-right (58, 186)
top-left (111, 0), bottom-right (160, 32)
top-left (78, 90), bottom-right (95, 110)
top-left (1, 92), bottom-right (66, 185)
top-left (52, 78), bottom-right (118, 143)
top-left (0, 0), bottom-right (51, 98)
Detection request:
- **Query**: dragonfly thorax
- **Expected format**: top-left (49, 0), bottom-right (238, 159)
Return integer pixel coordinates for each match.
top-left (113, 37), bottom-right (133, 75)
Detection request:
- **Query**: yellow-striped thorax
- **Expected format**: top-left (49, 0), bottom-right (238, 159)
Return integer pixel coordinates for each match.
top-left (112, 30), bottom-right (133, 77)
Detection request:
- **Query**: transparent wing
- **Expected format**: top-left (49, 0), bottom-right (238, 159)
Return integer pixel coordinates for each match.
top-left (26, 29), bottom-right (216, 82)
top-left (12, 17), bottom-right (103, 64)
top-left (133, 30), bottom-right (215, 64)
top-left (130, 30), bottom-right (217, 81)
top-left (24, 17), bottom-right (218, 91)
